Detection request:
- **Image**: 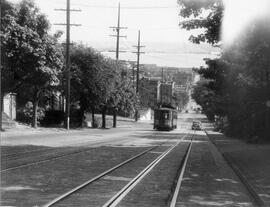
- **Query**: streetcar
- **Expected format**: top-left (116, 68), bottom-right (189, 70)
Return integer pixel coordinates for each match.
top-left (153, 107), bottom-right (177, 130)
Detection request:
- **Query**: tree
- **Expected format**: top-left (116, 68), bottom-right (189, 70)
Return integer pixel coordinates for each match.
top-left (178, 0), bottom-right (223, 45)
top-left (1, 0), bottom-right (16, 96)
top-left (221, 17), bottom-right (270, 138)
top-left (69, 44), bottom-right (138, 129)
top-left (116, 69), bottom-right (138, 115)
top-left (69, 44), bottom-right (107, 127)
top-left (193, 16), bottom-right (270, 139)
top-left (105, 61), bottom-right (137, 128)
top-left (97, 59), bottom-right (118, 128)
top-left (1, 0), bottom-right (63, 127)
top-left (173, 90), bottom-right (189, 111)
top-left (192, 79), bottom-right (215, 120)
top-left (173, 71), bottom-right (192, 85)
top-left (178, 0), bottom-right (270, 140)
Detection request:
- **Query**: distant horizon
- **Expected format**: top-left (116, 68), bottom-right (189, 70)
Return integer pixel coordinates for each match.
top-left (101, 51), bottom-right (217, 68)
top-left (78, 40), bottom-right (218, 53)
top-left (8, 0), bottom-right (218, 68)
top-left (66, 40), bottom-right (219, 67)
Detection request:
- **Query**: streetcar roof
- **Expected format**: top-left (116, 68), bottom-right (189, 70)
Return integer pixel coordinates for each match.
top-left (155, 108), bottom-right (177, 111)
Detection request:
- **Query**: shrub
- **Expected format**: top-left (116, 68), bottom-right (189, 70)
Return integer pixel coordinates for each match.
top-left (16, 102), bottom-right (45, 125)
top-left (40, 110), bottom-right (65, 127)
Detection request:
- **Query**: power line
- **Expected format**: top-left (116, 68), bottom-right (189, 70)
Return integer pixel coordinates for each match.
top-left (54, 25), bottom-right (178, 31)
top-left (49, 1), bottom-right (178, 9)
top-left (109, 3), bottom-right (127, 60)
top-left (133, 30), bottom-right (145, 93)
top-left (0, 1), bottom-right (2, 131)
top-left (63, 4), bottom-right (177, 9)
top-left (84, 6), bottom-right (177, 9)
top-left (129, 27), bottom-right (178, 31)
top-left (132, 30), bottom-right (145, 121)
top-left (109, 3), bottom-right (128, 128)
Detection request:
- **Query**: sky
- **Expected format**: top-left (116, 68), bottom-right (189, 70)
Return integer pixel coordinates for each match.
top-left (8, 0), bottom-right (270, 67)
top-left (9, 0), bottom-right (214, 67)
top-left (222, 0), bottom-right (270, 45)
top-left (9, 0), bottom-right (192, 43)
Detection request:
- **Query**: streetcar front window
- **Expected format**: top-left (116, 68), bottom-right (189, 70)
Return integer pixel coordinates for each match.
top-left (163, 111), bottom-right (169, 119)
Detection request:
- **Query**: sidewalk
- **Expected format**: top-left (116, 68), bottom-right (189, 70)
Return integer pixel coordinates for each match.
top-left (0, 116), bottom-right (151, 139)
top-left (0, 119), bottom-right (154, 147)
top-left (177, 131), bottom-right (255, 206)
top-left (206, 131), bottom-right (270, 206)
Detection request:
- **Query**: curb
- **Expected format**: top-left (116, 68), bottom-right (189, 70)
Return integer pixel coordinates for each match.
top-left (222, 153), bottom-right (266, 207)
top-left (205, 131), bottom-right (266, 207)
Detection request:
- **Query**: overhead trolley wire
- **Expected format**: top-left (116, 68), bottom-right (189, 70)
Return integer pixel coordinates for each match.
top-left (50, 1), bottom-right (178, 9)
top-left (71, 4), bottom-right (178, 9)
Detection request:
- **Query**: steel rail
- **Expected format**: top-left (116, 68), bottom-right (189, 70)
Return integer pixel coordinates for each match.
top-left (102, 133), bottom-right (189, 207)
top-left (1, 137), bottom-right (131, 172)
top-left (205, 130), bottom-right (265, 207)
top-left (2, 130), bottom-right (160, 160)
top-left (43, 140), bottom-right (165, 207)
top-left (2, 148), bottom-right (52, 158)
top-left (2, 136), bottom-right (128, 159)
top-left (169, 131), bottom-right (195, 207)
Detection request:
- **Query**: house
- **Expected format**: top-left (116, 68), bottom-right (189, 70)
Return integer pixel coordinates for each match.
top-left (2, 93), bottom-right (17, 128)
top-left (139, 77), bottom-right (161, 108)
top-left (3, 93), bottom-right (16, 120)
top-left (159, 82), bottom-right (175, 104)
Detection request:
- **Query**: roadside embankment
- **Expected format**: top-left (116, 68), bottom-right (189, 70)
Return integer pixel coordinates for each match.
top-left (206, 131), bottom-right (270, 206)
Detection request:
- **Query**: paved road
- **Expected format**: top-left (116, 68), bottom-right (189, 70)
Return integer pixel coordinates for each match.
top-left (1, 113), bottom-right (256, 207)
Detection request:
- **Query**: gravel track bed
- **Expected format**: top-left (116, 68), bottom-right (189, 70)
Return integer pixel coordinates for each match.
top-left (1, 146), bottom-right (85, 169)
top-left (208, 132), bottom-right (270, 205)
top-left (1, 145), bottom-right (50, 157)
top-left (53, 145), bottom-right (171, 207)
top-left (117, 136), bottom-right (192, 207)
top-left (1, 146), bottom-right (153, 207)
top-left (176, 133), bottom-right (254, 207)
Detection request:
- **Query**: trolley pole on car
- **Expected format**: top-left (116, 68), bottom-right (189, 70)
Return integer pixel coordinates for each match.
top-left (109, 3), bottom-right (127, 128)
top-left (54, 0), bottom-right (81, 130)
top-left (132, 30), bottom-right (145, 122)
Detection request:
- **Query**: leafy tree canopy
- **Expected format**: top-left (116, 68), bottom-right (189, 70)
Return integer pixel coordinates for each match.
top-left (1, 0), bottom-right (62, 93)
top-left (69, 44), bottom-right (137, 126)
top-left (1, 0), bottom-right (63, 127)
top-left (178, 0), bottom-right (223, 45)
top-left (193, 16), bottom-right (270, 139)
top-left (173, 90), bottom-right (189, 110)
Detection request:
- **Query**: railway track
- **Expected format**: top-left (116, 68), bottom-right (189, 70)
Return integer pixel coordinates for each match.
top-left (1, 131), bottom-right (169, 172)
top-left (169, 133), bottom-right (194, 207)
top-left (169, 130), bottom-right (260, 207)
top-left (2, 131), bottom-right (145, 159)
top-left (42, 132), bottom-right (192, 207)
top-left (1, 136), bottom-right (134, 172)
top-left (2, 136), bottom-right (128, 159)
top-left (3, 128), bottom-right (259, 206)
top-left (2, 147), bottom-right (51, 158)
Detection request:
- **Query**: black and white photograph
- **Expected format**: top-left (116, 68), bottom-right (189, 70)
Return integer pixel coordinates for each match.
top-left (0, 0), bottom-right (270, 206)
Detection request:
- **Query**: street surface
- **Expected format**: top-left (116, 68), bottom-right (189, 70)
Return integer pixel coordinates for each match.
top-left (0, 113), bottom-right (260, 206)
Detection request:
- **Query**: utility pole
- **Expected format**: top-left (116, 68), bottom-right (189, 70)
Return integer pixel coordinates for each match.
top-left (55, 0), bottom-right (81, 130)
top-left (132, 62), bottom-right (136, 85)
top-left (109, 3), bottom-right (127, 61)
top-left (109, 3), bottom-right (127, 128)
top-left (0, 0), bottom-right (2, 131)
top-left (132, 30), bottom-right (145, 121)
